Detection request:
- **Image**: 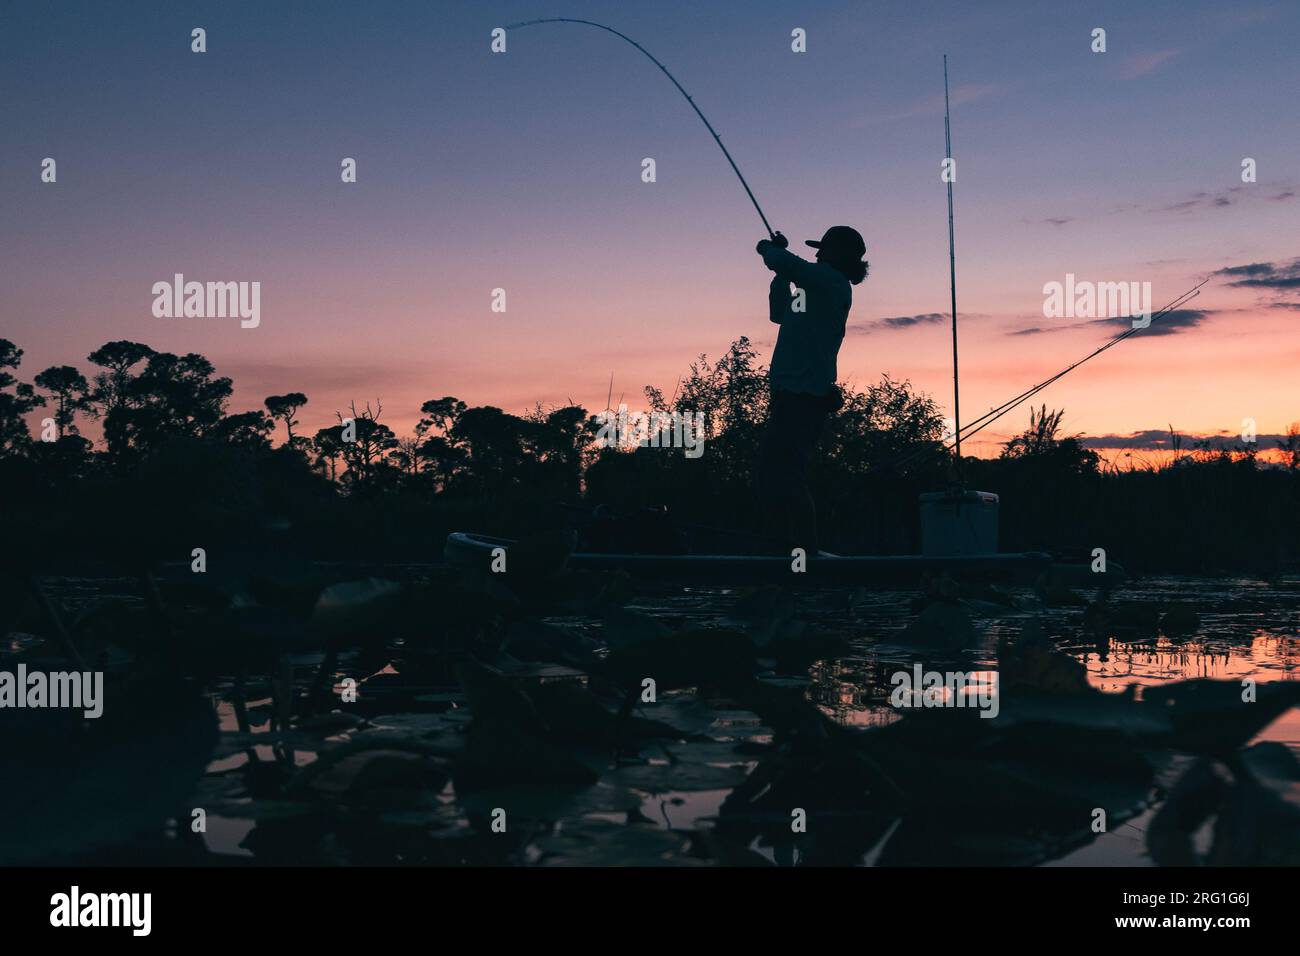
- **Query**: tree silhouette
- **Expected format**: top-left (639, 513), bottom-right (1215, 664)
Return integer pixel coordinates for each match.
top-left (87, 341), bottom-right (155, 419)
top-left (265, 392), bottom-right (308, 445)
top-left (310, 424), bottom-right (347, 482)
top-left (34, 365), bottom-right (92, 439)
top-left (109, 352), bottom-right (233, 456)
top-left (1278, 423), bottom-right (1300, 471)
top-left (416, 397), bottom-right (467, 438)
top-left (337, 401), bottom-right (398, 488)
top-left (523, 404), bottom-right (598, 497)
top-left (0, 339), bottom-right (45, 453)
top-left (448, 406), bottom-right (530, 493)
top-left (413, 397), bottom-right (468, 490)
top-left (213, 410), bottom-right (274, 448)
top-left (0, 334), bottom-right (1292, 572)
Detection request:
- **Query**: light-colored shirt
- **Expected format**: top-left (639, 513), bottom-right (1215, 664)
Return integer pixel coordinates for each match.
top-left (760, 246), bottom-right (851, 396)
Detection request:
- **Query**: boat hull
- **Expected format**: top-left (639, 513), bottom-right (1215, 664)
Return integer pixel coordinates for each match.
top-left (444, 532), bottom-right (1063, 587)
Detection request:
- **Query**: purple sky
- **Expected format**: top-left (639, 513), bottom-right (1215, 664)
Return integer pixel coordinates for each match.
top-left (3, 0), bottom-right (1297, 456)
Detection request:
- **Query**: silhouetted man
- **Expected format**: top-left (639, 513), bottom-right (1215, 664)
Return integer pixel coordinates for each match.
top-left (755, 226), bottom-right (868, 553)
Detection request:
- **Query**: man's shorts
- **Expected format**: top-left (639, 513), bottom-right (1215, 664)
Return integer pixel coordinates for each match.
top-left (757, 388), bottom-right (833, 500)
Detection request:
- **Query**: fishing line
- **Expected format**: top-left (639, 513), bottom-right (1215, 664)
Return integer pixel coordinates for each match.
top-left (883, 279), bottom-right (1208, 473)
top-left (955, 282), bottom-right (1206, 439)
top-left (505, 17), bottom-right (776, 238)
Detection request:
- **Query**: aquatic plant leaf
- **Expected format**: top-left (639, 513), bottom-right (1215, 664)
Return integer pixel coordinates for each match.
top-left (1239, 741), bottom-right (1300, 810)
top-left (599, 606), bottom-right (672, 649)
top-left (629, 693), bottom-right (742, 739)
top-left (455, 659), bottom-right (545, 730)
top-left (603, 628), bottom-right (756, 689)
top-left (187, 604), bottom-right (314, 668)
top-left (292, 710), bottom-right (368, 734)
top-left (457, 781), bottom-right (642, 820)
top-left (1143, 678), bottom-right (1300, 754)
top-left (299, 748), bottom-right (449, 801)
top-left (722, 587), bottom-right (804, 647)
top-left (610, 759), bottom-right (750, 793)
top-left (988, 691), bottom-right (1173, 736)
top-left (503, 618), bottom-right (602, 665)
top-left (899, 601), bottom-right (977, 648)
top-left (997, 624), bottom-right (1091, 694)
top-left (528, 680), bottom-right (622, 744)
top-left (458, 719), bottom-right (599, 786)
top-left (213, 799), bottom-right (318, 821)
top-left (0, 680), bottom-right (218, 864)
top-left (310, 578), bottom-right (404, 641)
top-left (531, 819), bottom-right (704, 866)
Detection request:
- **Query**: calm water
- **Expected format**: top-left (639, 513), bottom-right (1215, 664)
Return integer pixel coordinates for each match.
top-left (616, 575), bottom-right (1300, 865)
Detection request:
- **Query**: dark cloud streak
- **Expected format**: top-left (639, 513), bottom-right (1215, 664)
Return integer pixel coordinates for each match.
top-left (1080, 429), bottom-right (1291, 451)
top-left (851, 312), bottom-right (947, 333)
top-left (1008, 308), bottom-right (1211, 337)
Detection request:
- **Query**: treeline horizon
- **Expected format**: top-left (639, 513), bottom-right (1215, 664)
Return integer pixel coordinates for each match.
top-left (2, 336), bottom-right (1298, 574)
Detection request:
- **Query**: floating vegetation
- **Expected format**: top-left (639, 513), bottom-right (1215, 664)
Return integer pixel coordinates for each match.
top-left (1, 563), bottom-right (1297, 867)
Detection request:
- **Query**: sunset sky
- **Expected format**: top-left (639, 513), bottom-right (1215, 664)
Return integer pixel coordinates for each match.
top-left (3, 0), bottom-right (1297, 459)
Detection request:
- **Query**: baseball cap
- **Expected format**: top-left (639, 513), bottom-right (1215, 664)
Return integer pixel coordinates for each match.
top-left (806, 225), bottom-right (866, 260)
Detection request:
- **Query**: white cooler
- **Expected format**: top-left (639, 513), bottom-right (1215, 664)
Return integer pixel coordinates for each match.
top-left (919, 490), bottom-right (999, 555)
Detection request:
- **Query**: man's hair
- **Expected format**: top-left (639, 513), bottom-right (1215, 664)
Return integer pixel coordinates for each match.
top-left (827, 256), bottom-right (869, 285)
top-left (843, 259), bottom-right (869, 285)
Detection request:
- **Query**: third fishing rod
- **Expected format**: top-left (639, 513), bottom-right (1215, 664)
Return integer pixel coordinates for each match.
top-left (882, 278), bottom-right (1209, 475)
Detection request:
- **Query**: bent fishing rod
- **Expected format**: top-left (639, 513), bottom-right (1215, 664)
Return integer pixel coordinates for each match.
top-left (505, 17), bottom-right (776, 239)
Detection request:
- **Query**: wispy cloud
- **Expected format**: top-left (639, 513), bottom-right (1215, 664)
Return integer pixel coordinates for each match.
top-left (1147, 184), bottom-right (1297, 214)
top-left (1119, 48), bottom-right (1180, 79)
top-left (1213, 257), bottom-right (1300, 314)
top-left (853, 312), bottom-right (947, 332)
top-left (1214, 257), bottom-right (1300, 290)
top-left (857, 83), bottom-right (1003, 125)
top-left (1080, 429), bottom-right (1290, 451)
top-left (1008, 308), bottom-right (1211, 338)
top-left (1029, 184), bottom-right (1294, 229)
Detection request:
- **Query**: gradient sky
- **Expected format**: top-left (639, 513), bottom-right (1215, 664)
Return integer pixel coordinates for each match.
top-left (3, 0), bottom-right (1297, 458)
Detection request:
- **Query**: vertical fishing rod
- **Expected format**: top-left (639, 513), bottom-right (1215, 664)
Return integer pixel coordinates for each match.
top-left (943, 54), bottom-right (962, 482)
top-left (505, 17), bottom-right (775, 239)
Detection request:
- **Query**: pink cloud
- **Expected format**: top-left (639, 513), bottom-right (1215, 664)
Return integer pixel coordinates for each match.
top-left (1120, 49), bottom-right (1180, 79)
top-left (857, 83), bottom-right (1004, 125)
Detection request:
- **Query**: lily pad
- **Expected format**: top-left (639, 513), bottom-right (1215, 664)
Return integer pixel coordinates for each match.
top-left (610, 758), bottom-right (751, 793)
top-left (457, 780), bottom-right (642, 820)
top-left (530, 819), bottom-right (705, 866)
